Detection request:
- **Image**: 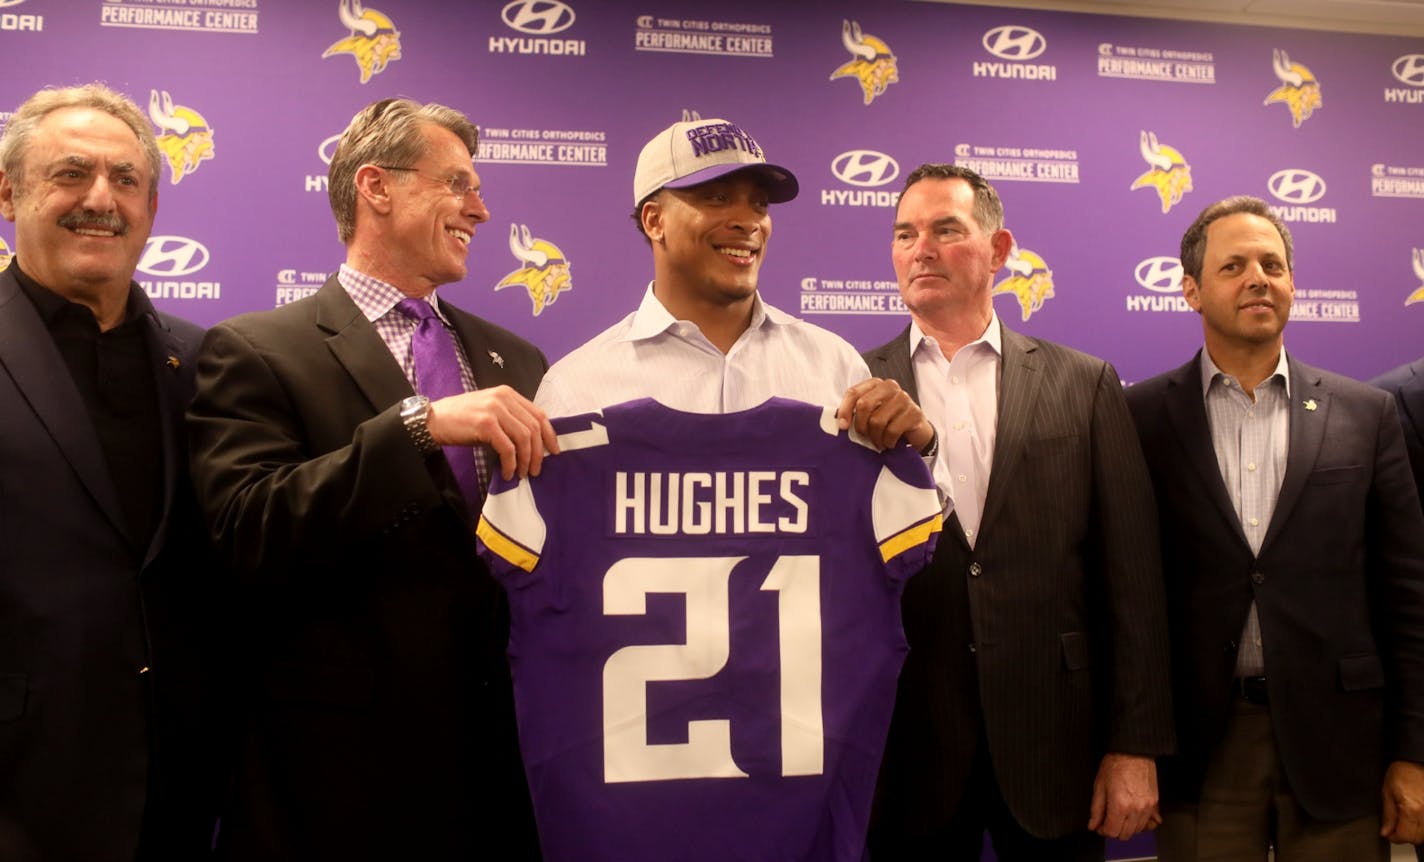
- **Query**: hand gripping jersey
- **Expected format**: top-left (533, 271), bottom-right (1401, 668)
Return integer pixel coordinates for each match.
top-left (477, 398), bottom-right (942, 862)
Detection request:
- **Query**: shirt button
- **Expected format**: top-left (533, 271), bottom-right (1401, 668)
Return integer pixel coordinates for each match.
top-left (958, 474), bottom-right (968, 483)
top-left (969, 562), bottom-right (983, 577)
top-left (1251, 571), bottom-right (1265, 585)
top-left (950, 376), bottom-right (960, 384)
top-left (1247, 462), bottom-right (1257, 471)
top-left (952, 422), bottom-right (965, 431)
top-left (964, 528), bottom-right (975, 539)
top-left (1249, 517), bottom-right (1259, 526)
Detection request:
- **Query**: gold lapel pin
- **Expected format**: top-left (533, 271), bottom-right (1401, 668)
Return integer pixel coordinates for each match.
top-left (166, 355), bottom-right (181, 370)
top-left (488, 350), bottom-right (505, 368)
top-left (1303, 398), bottom-right (1317, 411)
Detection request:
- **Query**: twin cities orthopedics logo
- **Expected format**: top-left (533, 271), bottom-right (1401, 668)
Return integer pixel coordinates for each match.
top-left (1097, 42), bottom-right (1214, 84)
top-left (1126, 256), bottom-right (1191, 314)
top-left (137, 235), bottom-right (220, 301)
top-left (477, 126), bottom-right (606, 168)
top-left (323, 0), bottom-right (400, 84)
top-left (821, 150), bottom-right (900, 208)
top-left (991, 244), bottom-right (1055, 321)
top-left (274, 268), bottom-right (330, 307)
top-left (953, 142), bottom-right (1079, 184)
top-left (1266, 169), bottom-right (1335, 224)
top-left (98, 0), bottom-right (256, 34)
top-left (1, 0), bottom-right (41, 32)
top-left (490, 0), bottom-right (584, 55)
top-left (1130, 130), bottom-right (1192, 214)
top-left (797, 276), bottom-right (906, 316)
top-left (148, 90), bottom-right (214, 185)
top-left (1386, 54), bottom-right (1424, 104)
top-left (1264, 49), bottom-right (1322, 128)
top-left (830, 19), bottom-right (898, 105)
top-left (974, 25), bottom-right (1055, 81)
top-left (1371, 163), bottom-right (1424, 199)
top-left (495, 224), bottom-right (572, 316)
top-left (634, 14), bottom-right (772, 58)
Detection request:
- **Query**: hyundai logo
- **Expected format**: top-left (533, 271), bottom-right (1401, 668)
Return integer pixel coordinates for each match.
top-left (1267, 169), bottom-right (1327, 204)
top-left (0, 0), bottom-right (27, 8)
top-left (501, 0), bottom-right (575, 35)
top-left (982, 25), bottom-right (1046, 61)
top-left (138, 236), bottom-right (210, 277)
top-left (1135, 257), bottom-right (1184, 293)
top-left (318, 134), bottom-right (341, 166)
top-left (831, 150), bottom-right (900, 188)
top-left (1392, 54), bottom-right (1424, 87)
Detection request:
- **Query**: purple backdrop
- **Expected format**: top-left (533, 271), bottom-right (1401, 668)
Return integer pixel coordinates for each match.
top-left (3, 0), bottom-right (1421, 857)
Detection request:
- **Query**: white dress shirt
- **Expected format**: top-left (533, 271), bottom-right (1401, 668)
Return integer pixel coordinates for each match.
top-left (535, 283), bottom-right (871, 417)
top-left (1200, 348), bottom-right (1291, 678)
top-left (910, 313), bottom-right (1001, 547)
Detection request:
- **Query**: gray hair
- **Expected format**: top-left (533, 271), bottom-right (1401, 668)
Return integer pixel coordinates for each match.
top-left (327, 97), bottom-right (479, 244)
top-left (898, 163), bottom-right (1004, 233)
top-left (1180, 195), bottom-right (1293, 282)
top-left (0, 83), bottom-right (161, 196)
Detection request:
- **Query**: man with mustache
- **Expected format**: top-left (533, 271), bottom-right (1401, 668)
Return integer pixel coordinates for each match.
top-left (0, 84), bottom-right (223, 860)
top-left (1126, 195), bottom-right (1424, 859)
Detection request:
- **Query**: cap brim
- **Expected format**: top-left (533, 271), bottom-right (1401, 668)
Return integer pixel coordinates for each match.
top-left (662, 162), bottom-right (799, 204)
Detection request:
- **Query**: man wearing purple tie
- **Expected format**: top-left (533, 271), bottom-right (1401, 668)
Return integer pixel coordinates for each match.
top-left (187, 97), bottom-right (553, 861)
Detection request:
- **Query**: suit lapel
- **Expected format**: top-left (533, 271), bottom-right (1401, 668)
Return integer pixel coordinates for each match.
top-left (978, 325), bottom-right (1039, 539)
top-left (1164, 353), bottom-right (1251, 550)
top-left (316, 277), bottom-right (412, 413)
top-left (1397, 358), bottom-right (1424, 442)
top-left (139, 307), bottom-right (194, 567)
top-left (444, 301), bottom-right (515, 391)
top-left (0, 270), bottom-right (130, 540)
top-left (1261, 357), bottom-right (1328, 552)
top-left (864, 325), bottom-right (920, 403)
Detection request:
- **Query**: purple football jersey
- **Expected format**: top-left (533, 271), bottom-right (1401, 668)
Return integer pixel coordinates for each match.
top-left (477, 398), bottom-right (941, 862)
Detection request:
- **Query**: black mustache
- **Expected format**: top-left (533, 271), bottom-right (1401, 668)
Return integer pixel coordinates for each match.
top-left (57, 211), bottom-right (127, 235)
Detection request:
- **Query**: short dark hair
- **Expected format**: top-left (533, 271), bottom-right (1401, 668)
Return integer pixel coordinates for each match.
top-left (1180, 195), bottom-right (1293, 282)
top-left (898, 163), bottom-right (1004, 233)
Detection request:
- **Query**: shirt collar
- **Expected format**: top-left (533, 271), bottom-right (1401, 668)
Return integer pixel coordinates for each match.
top-left (338, 263), bottom-right (447, 325)
top-left (908, 310), bottom-right (1002, 362)
top-left (621, 281), bottom-right (787, 343)
top-left (1200, 347), bottom-right (1292, 398)
top-left (12, 258), bottom-right (154, 330)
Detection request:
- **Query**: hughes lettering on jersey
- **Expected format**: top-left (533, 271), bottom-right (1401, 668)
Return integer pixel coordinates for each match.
top-left (614, 471), bottom-right (809, 535)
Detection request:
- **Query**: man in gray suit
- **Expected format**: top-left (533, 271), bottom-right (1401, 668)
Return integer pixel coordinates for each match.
top-left (1126, 195), bottom-right (1424, 859)
top-left (863, 163), bottom-right (1174, 859)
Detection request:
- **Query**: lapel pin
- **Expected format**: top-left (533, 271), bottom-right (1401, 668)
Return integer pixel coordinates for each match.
top-left (488, 350), bottom-right (505, 368)
top-left (1303, 398), bottom-right (1317, 411)
top-left (165, 355), bottom-right (181, 370)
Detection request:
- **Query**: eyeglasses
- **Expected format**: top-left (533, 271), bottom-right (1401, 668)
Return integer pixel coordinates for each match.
top-left (374, 165), bottom-right (483, 200)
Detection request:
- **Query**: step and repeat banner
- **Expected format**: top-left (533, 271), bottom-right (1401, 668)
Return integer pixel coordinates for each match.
top-left (1, 0), bottom-right (1420, 384)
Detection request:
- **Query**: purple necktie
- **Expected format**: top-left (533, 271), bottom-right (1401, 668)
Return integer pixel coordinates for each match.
top-left (397, 298), bottom-right (487, 509)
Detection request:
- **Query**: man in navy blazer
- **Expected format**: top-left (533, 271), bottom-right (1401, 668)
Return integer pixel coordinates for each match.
top-left (187, 98), bottom-right (554, 860)
top-left (1126, 195), bottom-right (1424, 859)
top-left (0, 84), bottom-right (223, 860)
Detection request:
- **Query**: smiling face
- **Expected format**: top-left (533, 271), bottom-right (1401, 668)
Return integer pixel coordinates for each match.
top-left (0, 106), bottom-right (156, 303)
top-left (382, 122), bottom-right (489, 294)
top-left (891, 177), bottom-right (1011, 320)
top-left (1183, 212), bottom-right (1294, 354)
top-left (643, 170), bottom-right (771, 313)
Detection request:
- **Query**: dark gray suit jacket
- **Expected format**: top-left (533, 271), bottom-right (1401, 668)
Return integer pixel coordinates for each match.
top-left (0, 266), bottom-right (223, 861)
top-left (864, 322), bottom-right (1174, 841)
top-left (1127, 352), bottom-right (1424, 820)
top-left (1372, 356), bottom-right (1424, 513)
top-left (187, 277), bottom-right (546, 860)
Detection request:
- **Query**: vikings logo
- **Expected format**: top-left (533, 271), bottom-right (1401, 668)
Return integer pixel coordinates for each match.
top-left (1408, 249), bottom-right (1424, 306)
top-left (0, 236), bottom-right (11, 272)
top-left (496, 224), bottom-right (572, 316)
top-left (1130, 130), bottom-right (1192, 214)
top-left (992, 244), bottom-right (1055, 321)
top-left (323, 0), bottom-right (402, 84)
top-left (830, 19), bottom-right (899, 106)
top-left (681, 109), bottom-right (702, 122)
top-left (1263, 49), bottom-right (1322, 128)
top-left (148, 90), bottom-right (214, 185)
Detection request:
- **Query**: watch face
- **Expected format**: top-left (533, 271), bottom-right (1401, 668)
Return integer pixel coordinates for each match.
top-left (401, 394), bottom-right (429, 416)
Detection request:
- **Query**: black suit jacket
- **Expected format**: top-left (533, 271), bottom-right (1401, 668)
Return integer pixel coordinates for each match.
top-left (1372, 356), bottom-right (1424, 512)
top-left (1126, 352), bottom-right (1424, 820)
top-left (187, 278), bottom-right (547, 861)
top-left (0, 267), bottom-right (222, 861)
top-left (863, 323), bottom-right (1174, 841)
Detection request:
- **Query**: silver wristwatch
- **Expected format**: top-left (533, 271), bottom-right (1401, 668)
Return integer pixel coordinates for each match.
top-left (399, 394), bottom-right (440, 454)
